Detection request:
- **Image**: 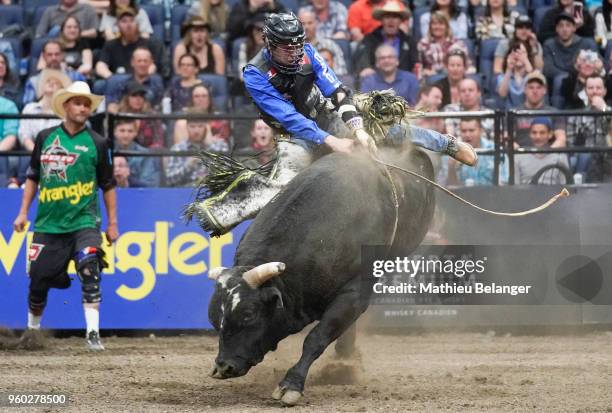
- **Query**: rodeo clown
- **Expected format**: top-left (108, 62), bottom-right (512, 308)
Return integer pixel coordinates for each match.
top-left (188, 12), bottom-right (477, 236)
top-left (13, 82), bottom-right (118, 351)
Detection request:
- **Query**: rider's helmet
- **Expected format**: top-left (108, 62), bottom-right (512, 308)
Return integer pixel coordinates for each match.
top-left (263, 13), bottom-right (305, 75)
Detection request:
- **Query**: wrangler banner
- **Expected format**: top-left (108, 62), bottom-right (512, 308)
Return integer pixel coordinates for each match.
top-left (0, 189), bottom-right (248, 329)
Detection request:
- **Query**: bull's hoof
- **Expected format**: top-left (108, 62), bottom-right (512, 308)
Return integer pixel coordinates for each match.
top-left (271, 386), bottom-right (302, 406)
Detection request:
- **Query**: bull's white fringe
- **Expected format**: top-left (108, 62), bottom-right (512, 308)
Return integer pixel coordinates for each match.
top-left (373, 157), bottom-right (570, 217)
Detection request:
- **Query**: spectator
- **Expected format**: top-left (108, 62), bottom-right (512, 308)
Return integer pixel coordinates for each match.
top-left (113, 119), bottom-right (161, 187)
top-left (496, 42), bottom-right (534, 108)
top-left (100, 0), bottom-right (154, 41)
top-left (106, 47), bottom-right (165, 113)
top-left (514, 117), bottom-right (570, 185)
top-left (434, 48), bottom-right (468, 107)
top-left (444, 77), bottom-right (494, 140)
top-left (113, 156), bottom-right (137, 187)
top-left (542, 13), bottom-right (598, 84)
top-left (173, 84), bottom-right (231, 145)
top-left (117, 81), bottom-right (166, 149)
top-left (226, 0), bottom-right (286, 44)
top-left (494, 15), bottom-right (544, 76)
top-left (38, 16), bottom-right (93, 78)
top-left (566, 75), bottom-right (612, 182)
top-left (188, 0), bottom-right (231, 39)
top-left (475, 0), bottom-right (519, 41)
top-left (298, 9), bottom-right (348, 76)
top-left (173, 16), bottom-right (225, 75)
top-left (19, 70), bottom-right (70, 152)
top-left (95, 7), bottom-right (167, 79)
top-left (166, 108), bottom-right (229, 187)
top-left (538, 0), bottom-right (594, 44)
top-left (0, 95), bottom-right (18, 151)
top-left (36, 0), bottom-right (99, 39)
top-left (84, 0), bottom-right (111, 16)
top-left (417, 12), bottom-right (473, 79)
top-left (0, 53), bottom-right (20, 106)
top-left (237, 15), bottom-right (267, 79)
top-left (318, 48), bottom-right (354, 87)
top-left (513, 71), bottom-right (566, 148)
top-left (595, 0), bottom-right (612, 48)
top-left (168, 54), bottom-right (204, 112)
top-left (300, 0), bottom-right (349, 40)
top-left (414, 84), bottom-right (446, 134)
top-left (251, 119), bottom-right (276, 164)
top-left (23, 40), bottom-right (86, 106)
top-left (360, 44), bottom-right (419, 105)
top-left (348, 0), bottom-right (387, 42)
top-left (446, 118), bottom-right (507, 185)
top-left (420, 0), bottom-right (469, 40)
top-left (562, 49), bottom-right (606, 109)
top-left (354, 1), bottom-right (418, 78)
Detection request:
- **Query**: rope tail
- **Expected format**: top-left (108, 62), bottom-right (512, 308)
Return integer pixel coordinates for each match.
top-left (372, 157), bottom-right (570, 217)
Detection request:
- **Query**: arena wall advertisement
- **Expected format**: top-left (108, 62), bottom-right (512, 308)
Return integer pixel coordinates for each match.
top-left (0, 188), bottom-right (248, 330)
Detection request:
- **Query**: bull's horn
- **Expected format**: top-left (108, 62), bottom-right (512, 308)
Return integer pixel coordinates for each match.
top-left (208, 267), bottom-right (227, 281)
top-left (242, 262), bottom-right (286, 288)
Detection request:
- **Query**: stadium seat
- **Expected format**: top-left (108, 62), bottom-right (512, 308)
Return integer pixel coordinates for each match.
top-left (332, 38), bottom-right (352, 73)
top-left (533, 6), bottom-right (552, 30)
top-left (170, 5), bottom-right (190, 45)
top-left (198, 74), bottom-right (229, 112)
top-left (551, 73), bottom-right (568, 109)
top-left (529, 0), bottom-right (554, 11)
top-left (32, 6), bottom-right (50, 28)
top-left (0, 37), bottom-right (22, 74)
top-left (605, 42), bottom-right (612, 71)
top-left (231, 37), bottom-right (246, 74)
top-left (479, 38), bottom-right (500, 95)
top-left (28, 37), bottom-right (48, 76)
top-left (141, 4), bottom-right (165, 42)
top-left (462, 38), bottom-right (476, 65)
top-left (0, 5), bottom-right (24, 27)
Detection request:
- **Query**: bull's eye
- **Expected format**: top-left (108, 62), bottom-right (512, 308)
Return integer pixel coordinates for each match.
top-left (242, 308), bottom-right (258, 323)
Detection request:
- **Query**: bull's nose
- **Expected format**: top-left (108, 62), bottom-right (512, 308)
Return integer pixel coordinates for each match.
top-left (216, 360), bottom-right (239, 377)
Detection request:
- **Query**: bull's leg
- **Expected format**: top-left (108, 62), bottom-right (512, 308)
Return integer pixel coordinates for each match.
top-left (272, 277), bottom-right (369, 405)
top-left (334, 322), bottom-right (356, 358)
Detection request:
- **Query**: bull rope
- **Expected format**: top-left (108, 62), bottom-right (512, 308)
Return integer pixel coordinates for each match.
top-left (371, 155), bottom-right (570, 217)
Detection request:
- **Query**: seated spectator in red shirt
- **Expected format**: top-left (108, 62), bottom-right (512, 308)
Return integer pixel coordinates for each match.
top-left (348, 0), bottom-right (386, 42)
top-left (354, 1), bottom-right (418, 78)
top-left (360, 44), bottom-right (419, 105)
top-left (38, 16), bottom-right (93, 78)
top-left (36, 0), bottom-right (99, 39)
top-left (117, 81), bottom-right (166, 149)
top-left (514, 117), bottom-right (570, 185)
top-left (95, 7), bottom-right (168, 79)
top-left (173, 16), bottom-right (225, 75)
top-left (106, 47), bottom-right (165, 113)
top-left (417, 11), bottom-right (474, 80)
top-left (100, 0), bottom-right (154, 41)
top-left (562, 49), bottom-right (607, 109)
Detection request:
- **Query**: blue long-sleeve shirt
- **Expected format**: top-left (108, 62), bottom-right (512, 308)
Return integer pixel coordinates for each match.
top-left (243, 44), bottom-right (342, 144)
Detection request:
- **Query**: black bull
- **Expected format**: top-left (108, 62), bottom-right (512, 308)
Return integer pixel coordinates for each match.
top-left (207, 147), bottom-right (435, 405)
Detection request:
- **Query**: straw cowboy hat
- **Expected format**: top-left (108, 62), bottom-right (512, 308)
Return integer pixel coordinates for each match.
top-left (51, 81), bottom-right (104, 118)
top-left (372, 1), bottom-right (411, 20)
top-left (36, 69), bottom-right (72, 99)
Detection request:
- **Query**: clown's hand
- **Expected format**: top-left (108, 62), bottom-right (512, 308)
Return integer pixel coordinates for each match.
top-left (355, 129), bottom-right (378, 155)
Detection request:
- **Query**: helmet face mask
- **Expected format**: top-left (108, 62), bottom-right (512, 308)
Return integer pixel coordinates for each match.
top-left (263, 13), bottom-right (305, 74)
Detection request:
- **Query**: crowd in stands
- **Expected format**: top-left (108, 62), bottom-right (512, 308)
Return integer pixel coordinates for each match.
top-left (0, 0), bottom-right (611, 188)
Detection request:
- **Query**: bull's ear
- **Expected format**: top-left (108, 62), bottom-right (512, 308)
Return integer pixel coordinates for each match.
top-left (261, 286), bottom-right (284, 309)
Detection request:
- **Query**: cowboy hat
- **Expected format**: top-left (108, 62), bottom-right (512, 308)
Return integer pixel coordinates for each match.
top-left (180, 15), bottom-right (211, 38)
top-left (36, 69), bottom-right (72, 99)
top-left (51, 81), bottom-right (104, 118)
top-left (372, 1), bottom-right (410, 21)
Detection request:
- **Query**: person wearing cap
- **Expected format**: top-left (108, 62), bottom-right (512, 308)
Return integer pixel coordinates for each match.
top-left (95, 6), bottom-right (167, 80)
top-left (298, 8), bottom-right (348, 76)
top-left (348, 0), bottom-right (388, 42)
top-left (300, 0), bottom-right (349, 40)
top-left (561, 49), bottom-right (607, 109)
top-left (419, 0), bottom-right (469, 41)
top-left (13, 81), bottom-right (117, 351)
top-left (542, 12), bottom-right (598, 83)
top-left (106, 47), bottom-right (165, 113)
top-left (353, 1), bottom-right (418, 78)
top-left (35, 0), bottom-right (99, 39)
top-left (494, 15), bottom-right (544, 76)
top-left (475, 0), bottom-right (520, 41)
top-left (173, 15), bottom-right (225, 75)
top-left (514, 117), bottom-right (570, 185)
top-left (566, 75), bottom-right (612, 182)
top-left (117, 80), bottom-right (166, 149)
top-left (538, 0), bottom-right (594, 44)
top-left (19, 69), bottom-right (71, 153)
top-left (100, 0), bottom-right (154, 41)
top-left (514, 70), bottom-right (567, 148)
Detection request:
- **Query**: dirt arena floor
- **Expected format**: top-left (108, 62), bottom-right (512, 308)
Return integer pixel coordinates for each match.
top-left (2, 328), bottom-right (612, 412)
